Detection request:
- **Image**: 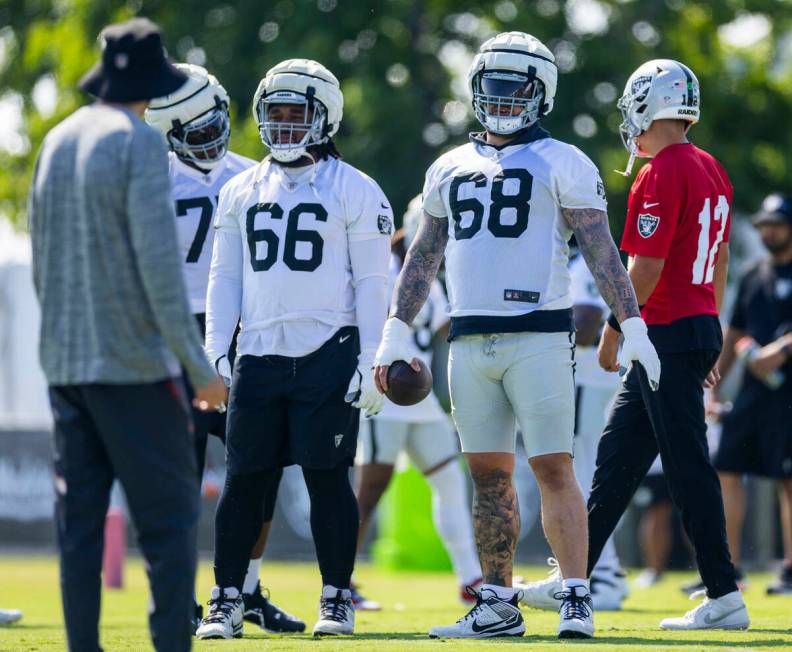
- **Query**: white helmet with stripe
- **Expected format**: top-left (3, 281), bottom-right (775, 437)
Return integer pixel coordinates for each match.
top-left (252, 59), bottom-right (343, 163)
top-left (145, 63), bottom-right (230, 170)
top-left (467, 31), bottom-right (557, 135)
top-left (616, 59), bottom-right (700, 175)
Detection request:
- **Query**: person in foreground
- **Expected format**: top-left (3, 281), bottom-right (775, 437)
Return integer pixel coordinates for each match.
top-left (145, 62), bottom-right (303, 635)
top-left (522, 59), bottom-right (749, 631)
top-left (374, 32), bottom-right (659, 640)
top-left (28, 18), bottom-right (226, 652)
top-left (196, 58), bottom-right (392, 639)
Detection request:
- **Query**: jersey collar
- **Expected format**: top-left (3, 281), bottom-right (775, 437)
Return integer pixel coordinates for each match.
top-left (468, 122), bottom-right (551, 151)
top-left (172, 154), bottom-right (228, 185)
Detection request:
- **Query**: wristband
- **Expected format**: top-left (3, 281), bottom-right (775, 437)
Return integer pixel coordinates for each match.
top-left (606, 305), bottom-right (645, 334)
top-left (607, 313), bottom-right (621, 333)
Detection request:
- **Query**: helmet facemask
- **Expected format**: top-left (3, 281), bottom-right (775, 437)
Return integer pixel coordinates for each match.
top-left (257, 90), bottom-right (328, 163)
top-left (167, 97), bottom-right (230, 171)
top-left (472, 70), bottom-right (545, 135)
top-left (615, 84), bottom-right (653, 176)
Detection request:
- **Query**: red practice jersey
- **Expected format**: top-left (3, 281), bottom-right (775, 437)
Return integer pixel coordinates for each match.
top-left (621, 143), bottom-right (732, 325)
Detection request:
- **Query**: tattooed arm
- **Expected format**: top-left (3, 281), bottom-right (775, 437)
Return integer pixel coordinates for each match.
top-left (391, 212), bottom-right (450, 324)
top-left (374, 212), bottom-right (449, 392)
top-left (561, 207), bottom-right (640, 322)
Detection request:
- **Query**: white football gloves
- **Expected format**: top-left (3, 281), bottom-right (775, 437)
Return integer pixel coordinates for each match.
top-left (373, 317), bottom-right (414, 369)
top-left (345, 349), bottom-right (383, 418)
top-left (619, 317), bottom-right (661, 391)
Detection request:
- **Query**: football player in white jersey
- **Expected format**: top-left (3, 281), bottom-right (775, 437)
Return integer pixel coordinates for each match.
top-left (374, 32), bottom-right (660, 640)
top-left (145, 63), bottom-right (304, 636)
top-left (197, 59), bottom-right (392, 639)
top-left (518, 251), bottom-right (629, 611)
top-left (353, 196), bottom-right (482, 610)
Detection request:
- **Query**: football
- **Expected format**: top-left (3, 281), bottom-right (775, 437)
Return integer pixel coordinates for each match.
top-left (386, 359), bottom-right (433, 406)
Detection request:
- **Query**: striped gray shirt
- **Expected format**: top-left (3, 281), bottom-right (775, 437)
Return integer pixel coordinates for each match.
top-left (28, 104), bottom-right (215, 389)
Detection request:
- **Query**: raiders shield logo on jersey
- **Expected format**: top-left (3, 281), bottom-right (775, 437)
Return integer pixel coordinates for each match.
top-left (378, 214), bottom-right (393, 235)
top-left (637, 213), bottom-right (660, 238)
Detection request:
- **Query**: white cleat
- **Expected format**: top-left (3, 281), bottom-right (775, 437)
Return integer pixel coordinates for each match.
top-left (633, 569), bottom-right (662, 589)
top-left (313, 586), bottom-right (354, 636)
top-left (196, 586), bottom-right (243, 639)
top-left (515, 557), bottom-right (563, 611)
top-left (429, 587), bottom-right (525, 639)
top-left (590, 569), bottom-right (626, 611)
top-left (557, 586), bottom-right (595, 639)
top-left (0, 609), bottom-right (22, 625)
top-left (659, 589), bottom-right (749, 630)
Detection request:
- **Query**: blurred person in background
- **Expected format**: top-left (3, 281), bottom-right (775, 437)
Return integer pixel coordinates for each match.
top-left (145, 63), bottom-right (303, 635)
top-left (633, 459), bottom-right (674, 589)
top-left (711, 193), bottom-right (792, 596)
top-left (28, 18), bottom-right (226, 652)
top-left (353, 195), bottom-right (482, 611)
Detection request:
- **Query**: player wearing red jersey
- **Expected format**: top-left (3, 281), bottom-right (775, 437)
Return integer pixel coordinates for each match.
top-left (591, 60), bottom-right (748, 630)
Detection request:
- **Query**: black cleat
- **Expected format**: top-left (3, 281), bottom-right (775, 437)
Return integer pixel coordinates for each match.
top-left (243, 582), bottom-right (305, 633)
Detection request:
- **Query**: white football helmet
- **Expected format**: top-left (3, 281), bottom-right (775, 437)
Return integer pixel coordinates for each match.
top-left (616, 59), bottom-right (700, 175)
top-left (252, 59), bottom-right (343, 163)
top-left (402, 194), bottom-right (423, 250)
top-left (145, 63), bottom-right (230, 170)
top-left (468, 31), bottom-right (557, 135)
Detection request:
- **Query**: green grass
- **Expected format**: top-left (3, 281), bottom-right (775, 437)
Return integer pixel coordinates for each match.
top-left (1, 556), bottom-right (791, 651)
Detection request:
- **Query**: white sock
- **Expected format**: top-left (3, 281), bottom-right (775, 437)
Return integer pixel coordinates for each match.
top-left (242, 558), bottom-right (262, 595)
top-left (426, 460), bottom-right (482, 586)
top-left (482, 583), bottom-right (515, 600)
top-left (562, 578), bottom-right (590, 593)
top-left (593, 536), bottom-right (620, 575)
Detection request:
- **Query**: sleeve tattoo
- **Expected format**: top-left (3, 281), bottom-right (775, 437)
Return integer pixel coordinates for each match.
top-left (391, 212), bottom-right (449, 325)
top-left (562, 207), bottom-right (640, 323)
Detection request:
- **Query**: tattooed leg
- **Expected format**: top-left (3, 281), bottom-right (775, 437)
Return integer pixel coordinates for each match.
top-left (465, 453), bottom-right (519, 586)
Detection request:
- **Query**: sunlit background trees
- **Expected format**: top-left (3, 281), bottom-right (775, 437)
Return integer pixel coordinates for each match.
top-left (2, 0), bottom-right (792, 233)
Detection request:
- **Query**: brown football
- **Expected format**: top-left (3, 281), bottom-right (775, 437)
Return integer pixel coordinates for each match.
top-left (386, 359), bottom-right (433, 406)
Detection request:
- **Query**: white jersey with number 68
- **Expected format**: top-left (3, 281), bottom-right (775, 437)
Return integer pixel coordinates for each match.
top-left (421, 134), bottom-right (607, 318)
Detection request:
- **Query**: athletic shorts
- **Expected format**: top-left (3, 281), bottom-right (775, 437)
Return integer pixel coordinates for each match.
top-left (225, 326), bottom-right (360, 473)
top-left (356, 416), bottom-right (460, 472)
top-left (641, 473), bottom-right (672, 507)
top-left (448, 331), bottom-right (575, 458)
top-left (715, 389), bottom-right (792, 479)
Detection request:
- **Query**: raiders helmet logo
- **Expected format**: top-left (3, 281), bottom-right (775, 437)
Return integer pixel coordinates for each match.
top-left (638, 213), bottom-right (660, 238)
top-left (377, 214), bottom-right (393, 235)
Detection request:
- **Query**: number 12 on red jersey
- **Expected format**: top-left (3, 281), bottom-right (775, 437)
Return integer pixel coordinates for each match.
top-left (692, 195), bottom-right (729, 286)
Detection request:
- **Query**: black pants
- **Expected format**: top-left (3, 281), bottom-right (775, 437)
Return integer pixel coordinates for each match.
top-left (50, 381), bottom-right (199, 652)
top-left (587, 349), bottom-right (738, 599)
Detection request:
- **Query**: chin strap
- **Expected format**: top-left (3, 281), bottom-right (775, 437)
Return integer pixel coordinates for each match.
top-left (615, 139), bottom-right (638, 177)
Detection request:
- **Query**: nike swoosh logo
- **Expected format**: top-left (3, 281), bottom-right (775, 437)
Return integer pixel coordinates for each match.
top-left (470, 614), bottom-right (520, 634)
top-left (339, 334), bottom-right (351, 343)
top-left (702, 605), bottom-right (744, 625)
top-left (643, 201), bottom-right (660, 209)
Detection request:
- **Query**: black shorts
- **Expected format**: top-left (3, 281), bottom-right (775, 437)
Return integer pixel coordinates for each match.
top-left (715, 389), bottom-right (792, 479)
top-left (641, 473), bottom-right (671, 507)
top-left (225, 326), bottom-right (360, 474)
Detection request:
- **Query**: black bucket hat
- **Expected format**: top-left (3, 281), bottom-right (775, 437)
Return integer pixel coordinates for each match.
top-left (78, 17), bottom-right (187, 102)
top-left (753, 193), bottom-right (792, 227)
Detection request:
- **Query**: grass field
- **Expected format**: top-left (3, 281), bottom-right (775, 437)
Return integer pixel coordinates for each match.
top-left (1, 556), bottom-right (791, 651)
